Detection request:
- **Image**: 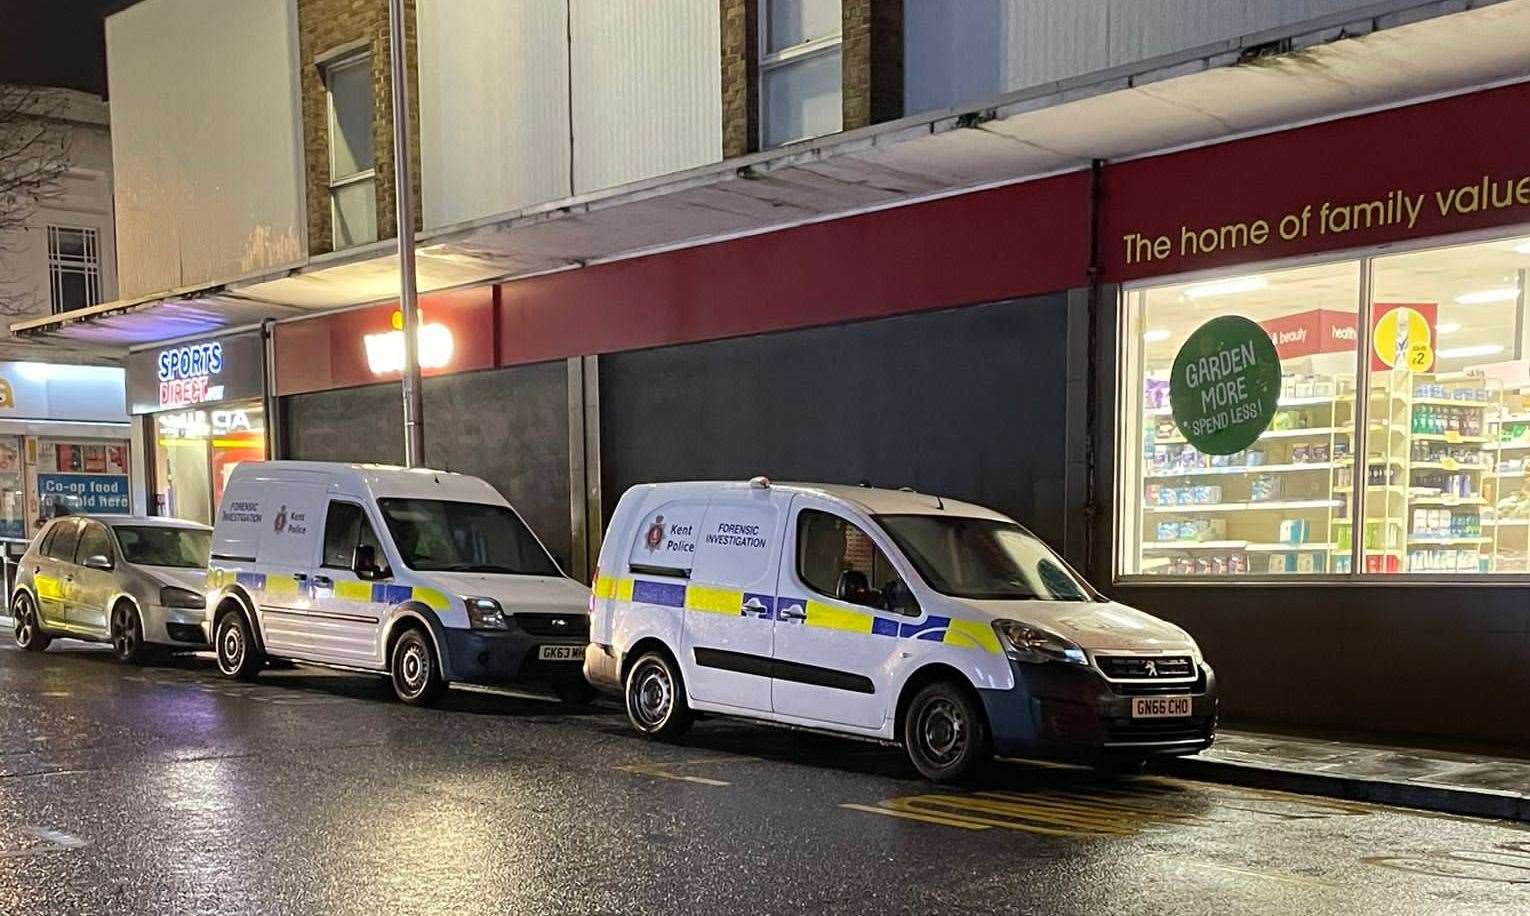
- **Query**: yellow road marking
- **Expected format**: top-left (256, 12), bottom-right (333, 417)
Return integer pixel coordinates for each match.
top-left (615, 754), bottom-right (759, 787)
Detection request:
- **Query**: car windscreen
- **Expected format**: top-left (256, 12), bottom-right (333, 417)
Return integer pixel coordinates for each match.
top-left (377, 498), bottom-right (560, 576)
top-left (875, 514), bottom-right (1093, 601)
top-left (113, 526), bottom-right (211, 569)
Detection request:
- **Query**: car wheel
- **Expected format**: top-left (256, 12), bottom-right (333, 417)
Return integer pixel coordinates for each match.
top-left (904, 680), bottom-right (991, 783)
top-left (390, 629), bottom-right (445, 706)
top-left (11, 593), bottom-right (50, 652)
top-left (553, 678), bottom-right (599, 705)
top-left (624, 651), bottom-right (693, 740)
top-left (110, 602), bottom-right (154, 665)
top-left (215, 610), bottom-right (263, 681)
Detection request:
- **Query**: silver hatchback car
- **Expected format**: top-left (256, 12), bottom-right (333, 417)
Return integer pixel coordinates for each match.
top-left (10, 515), bottom-right (212, 662)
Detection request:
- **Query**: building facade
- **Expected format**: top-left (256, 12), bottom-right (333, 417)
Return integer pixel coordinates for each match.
top-left (20, 0), bottom-right (1530, 745)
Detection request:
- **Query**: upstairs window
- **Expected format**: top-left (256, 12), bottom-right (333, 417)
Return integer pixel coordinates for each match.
top-left (324, 52), bottom-right (378, 249)
top-left (759, 0), bottom-right (842, 148)
top-left (48, 226), bottom-right (101, 314)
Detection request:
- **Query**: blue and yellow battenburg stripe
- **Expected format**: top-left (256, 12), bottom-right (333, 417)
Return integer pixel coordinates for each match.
top-left (209, 566), bottom-right (451, 612)
top-left (593, 573), bottom-right (1002, 654)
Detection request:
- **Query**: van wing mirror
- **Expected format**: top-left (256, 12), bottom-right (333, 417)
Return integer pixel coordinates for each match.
top-left (352, 544), bottom-right (387, 581)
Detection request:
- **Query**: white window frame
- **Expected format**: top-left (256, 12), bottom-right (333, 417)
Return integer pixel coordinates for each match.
top-left (757, 0), bottom-right (843, 149)
top-left (323, 51), bottom-right (377, 249)
top-left (46, 225), bottom-right (101, 315)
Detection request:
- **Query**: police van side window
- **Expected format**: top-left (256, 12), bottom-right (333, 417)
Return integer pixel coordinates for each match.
top-left (796, 509), bottom-right (917, 615)
top-left (45, 520), bottom-right (81, 562)
top-left (322, 502), bottom-right (382, 569)
top-left (628, 500), bottom-right (707, 578)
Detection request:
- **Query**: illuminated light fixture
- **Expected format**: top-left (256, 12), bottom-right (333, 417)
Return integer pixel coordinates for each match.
top-left (1436, 322), bottom-right (1461, 335)
top-left (1437, 344), bottom-right (1505, 359)
top-left (1183, 276), bottom-right (1267, 299)
top-left (1454, 287), bottom-right (1520, 305)
top-left (1142, 329), bottom-right (1172, 343)
top-left (1512, 240), bottom-right (1530, 254)
top-left (364, 310), bottom-right (455, 375)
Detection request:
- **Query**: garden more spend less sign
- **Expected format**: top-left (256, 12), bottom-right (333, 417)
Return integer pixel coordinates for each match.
top-left (1169, 316), bottom-right (1282, 455)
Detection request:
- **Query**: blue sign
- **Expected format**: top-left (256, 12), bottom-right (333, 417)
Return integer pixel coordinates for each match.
top-left (38, 474), bottom-right (131, 514)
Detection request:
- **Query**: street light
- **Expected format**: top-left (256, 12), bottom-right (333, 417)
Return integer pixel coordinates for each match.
top-left (387, 0), bottom-right (425, 467)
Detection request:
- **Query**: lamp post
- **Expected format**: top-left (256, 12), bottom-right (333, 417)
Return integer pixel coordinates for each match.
top-left (387, 0), bottom-right (425, 467)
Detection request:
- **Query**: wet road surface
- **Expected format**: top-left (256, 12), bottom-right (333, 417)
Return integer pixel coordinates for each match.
top-left (1, 641), bottom-right (1527, 915)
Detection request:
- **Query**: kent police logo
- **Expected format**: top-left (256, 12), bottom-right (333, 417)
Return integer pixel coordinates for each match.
top-left (644, 515), bottom-right (665, 552)
top-left (273, 505), bottom-right (288, 533)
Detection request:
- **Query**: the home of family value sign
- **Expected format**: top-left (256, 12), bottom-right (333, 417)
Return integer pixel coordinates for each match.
top-left (1169, 316), bottom-right (1282, 455)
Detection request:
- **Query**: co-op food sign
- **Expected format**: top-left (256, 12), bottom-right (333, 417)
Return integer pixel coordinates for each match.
top-left (127, 332), bottom-right (266, 415)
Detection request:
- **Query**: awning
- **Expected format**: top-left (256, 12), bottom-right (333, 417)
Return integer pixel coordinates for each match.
top-left (16, 0), bottom-right (1530, 353)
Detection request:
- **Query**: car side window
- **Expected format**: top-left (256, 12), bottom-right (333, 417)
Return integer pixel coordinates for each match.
top-left (36, 523), bottom-right (59, 558)
top-left (45, 520), bottom-right (80, 562)
top-left (796, 508), bottom-right (917, 615)
top-left (75, 523), bottom-right (113, 567)
top-left (322, 502), bottom-right (382, 569)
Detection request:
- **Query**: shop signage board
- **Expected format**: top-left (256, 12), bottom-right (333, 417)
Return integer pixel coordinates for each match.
top-left (1370, 302), bottom-right (1437, 373)
top-left (0, 363), bottom-right (127, 423)
top-left (1170, 316), bottom-right (1282, 455)
top-left (38, 473), bottom-right (130, 514)
top-left (126, 332), bottom-right (265, 415)
top-left (1260, 309), bottom-right (1357, 360)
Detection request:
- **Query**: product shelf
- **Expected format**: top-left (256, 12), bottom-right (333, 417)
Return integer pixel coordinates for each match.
top-left (1145, 499), bottom-right (1344, 514)
top-left (1146, 462), bottom-right (1335, 478)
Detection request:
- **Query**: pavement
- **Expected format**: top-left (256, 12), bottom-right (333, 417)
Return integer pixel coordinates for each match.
top-left (2, 640), bottom-right (1529, 915)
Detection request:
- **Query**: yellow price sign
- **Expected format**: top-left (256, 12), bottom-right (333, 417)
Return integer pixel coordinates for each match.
top-left (1372, 304), bottom-right (1435, 373)
top-left (1441, 456), bottom-right (1459, 471)
top-left (1445, 430), bottom-right (1462, 444)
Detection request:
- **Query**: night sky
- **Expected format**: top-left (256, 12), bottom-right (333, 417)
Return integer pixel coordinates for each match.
top-left (0, 0), bottom-right (138, 97)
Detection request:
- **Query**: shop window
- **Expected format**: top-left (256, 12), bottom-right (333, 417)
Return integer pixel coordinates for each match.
top-left (47, 226), bottom-right (101, 314)
top-left (759, 0), bottom-right (842, 149)
top-left (324, 52), bottom-right (377, 249)
top-left (1120, 261), bottom-right (1362, 577)
top-left (796, 508), bottom-right (909, 612)
top-left (1120, 231), bottom-right (1530, 579)
top-left (154, 403), bottom-right (265, 526)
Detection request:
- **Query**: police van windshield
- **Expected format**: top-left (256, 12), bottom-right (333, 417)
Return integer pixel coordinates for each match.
top-left (377, 499), bottom-right (560, 576)
top-left (876, 515), bottom-right (1093, 602)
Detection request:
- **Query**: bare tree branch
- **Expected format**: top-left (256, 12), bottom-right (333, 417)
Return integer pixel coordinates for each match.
top-left (0, 84), bottom-right (73, 315)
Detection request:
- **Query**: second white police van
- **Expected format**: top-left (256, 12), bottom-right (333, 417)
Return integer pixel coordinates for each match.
top-left (585, 479), bottom-right (1216, 781)
top-left (206, 461), bottom-right (593, 704)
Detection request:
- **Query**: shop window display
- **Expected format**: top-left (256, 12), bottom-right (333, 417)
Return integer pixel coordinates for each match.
top-left (1122, 233), bottom-right (1530, 578)
top-left (153, 403), bottom-right (266, 525)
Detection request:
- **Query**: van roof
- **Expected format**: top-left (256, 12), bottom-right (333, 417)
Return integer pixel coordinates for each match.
top-left (227, 460), bottom-right (505, 505)
top-left (630, 480), bottom-right (1012, 521)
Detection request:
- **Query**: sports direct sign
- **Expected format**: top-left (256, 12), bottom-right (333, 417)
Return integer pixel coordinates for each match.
top-left (156, 341), bottom-right (224, 408)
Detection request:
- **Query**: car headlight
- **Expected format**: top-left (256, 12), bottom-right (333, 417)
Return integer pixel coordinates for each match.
top-left (160, 586), bottom-right (206, 610)
top-left (992, 619), bottom-right (1088, 666)
top-left (464, 597), bottom-right (508, 630)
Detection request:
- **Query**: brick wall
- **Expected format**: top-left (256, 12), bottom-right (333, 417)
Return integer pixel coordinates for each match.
top-left (720, 0), bottom-right (757, 159)
top-left (296, 0), bottom-right (422, 256)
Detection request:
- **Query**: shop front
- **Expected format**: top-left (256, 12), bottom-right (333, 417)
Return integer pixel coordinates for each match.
top-left (126, 332), bottom-right (269, 526)
top-left (0, 362), bottom-right (132, 537)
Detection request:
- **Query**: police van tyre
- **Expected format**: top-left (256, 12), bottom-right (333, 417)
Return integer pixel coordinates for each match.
top-left (11, 593), bottom-right (50, 652)
top-left (903, 680), bottom-right (992, 783)
top-left (625, 651), bottom-right (693, 740)
top-left (390, 628), bottom-right (446, 706)
top-left (110, 601), bottom-right (155, 665)
top-left (215, 609), bottom-right (264, 681)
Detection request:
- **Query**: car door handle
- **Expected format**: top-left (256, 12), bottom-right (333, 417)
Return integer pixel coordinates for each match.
top-left (312, 575), bottom-right (333, 588)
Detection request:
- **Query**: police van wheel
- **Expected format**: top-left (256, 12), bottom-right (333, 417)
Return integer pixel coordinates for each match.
top-left (904, 681), bottom-right (991, 783)
top-left (391, 629), bottom-right (445, 706)
top-left (215, 610), bottom-right (263, 681)
top-left (625, 652), bottom-right (692, 740)
top-left (12, 594), bottom-right (50, 652)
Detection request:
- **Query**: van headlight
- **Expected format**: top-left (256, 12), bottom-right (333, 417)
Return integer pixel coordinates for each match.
top-left (160, 586), bottom-right (206, 609)
top-left (992, 620), bottom-right (1088, 666)
top-left (464, 597), bottom-right (508, 630)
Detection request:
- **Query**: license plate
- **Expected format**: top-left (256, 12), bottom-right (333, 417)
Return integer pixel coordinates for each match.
top-left (1131, 696), bottom-right (1192, 718)
top-left (538, 645), bottom-right (585, 662)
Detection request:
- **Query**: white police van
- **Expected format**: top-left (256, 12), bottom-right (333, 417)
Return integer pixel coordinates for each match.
top-left (584, 479), bottom-right (1216, 781)
top-left (206, 461), bottom-right (593, 705)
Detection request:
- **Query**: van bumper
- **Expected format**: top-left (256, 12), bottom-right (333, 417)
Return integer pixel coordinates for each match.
top-left (438, 627), bottom-right (588, 686)
top-left (978, 660), bottom-right (1217, 761)
top-left (583, 643), bottom-right (622, 695)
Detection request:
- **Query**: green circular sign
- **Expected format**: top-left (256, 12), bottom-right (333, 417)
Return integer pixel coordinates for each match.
top-left (1169, 315), bottom-right (1281, 455)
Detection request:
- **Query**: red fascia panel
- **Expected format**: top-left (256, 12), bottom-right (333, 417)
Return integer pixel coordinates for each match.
top-left (496, 171), bottom-right (1091, 365)
top-left (274, 286), bottom-right (495, 396)
top-left (1103, 81), bottom-right (1530, 283)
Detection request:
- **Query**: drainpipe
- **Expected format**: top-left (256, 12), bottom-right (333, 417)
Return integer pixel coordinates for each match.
top-left (1084, 159), bottom-right (1105, 579)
